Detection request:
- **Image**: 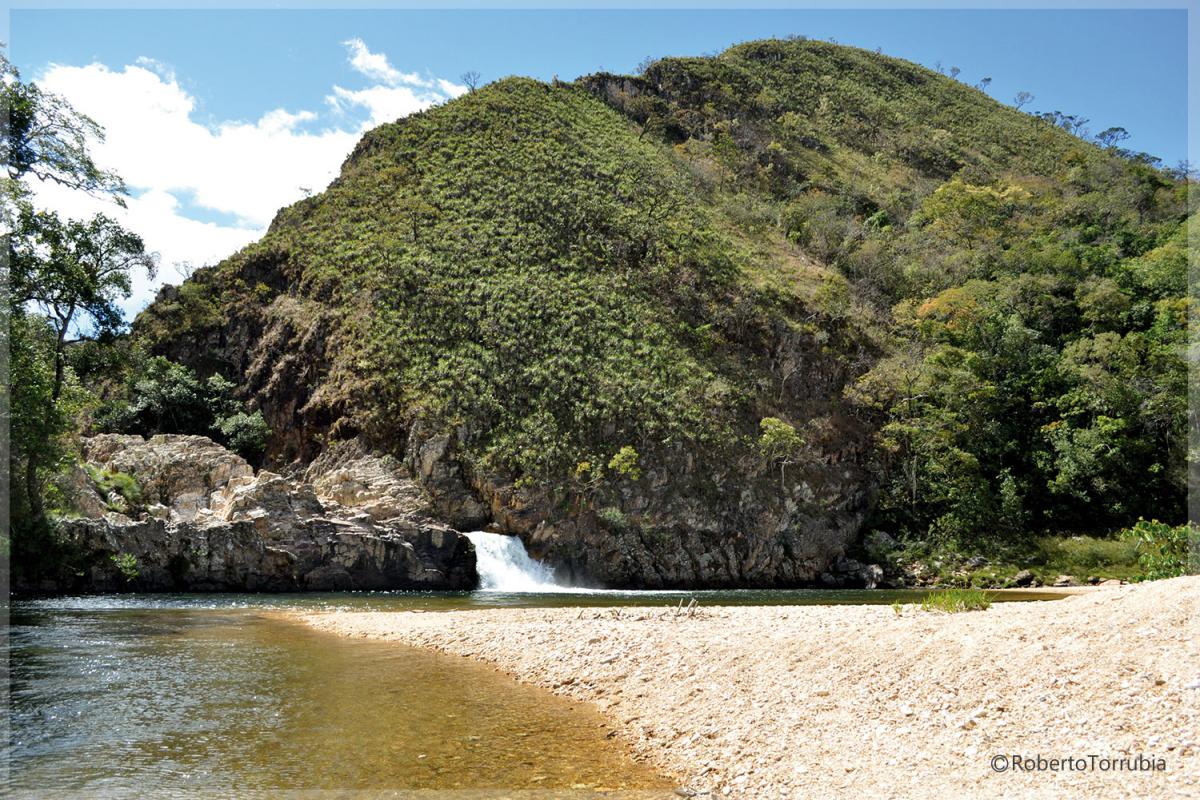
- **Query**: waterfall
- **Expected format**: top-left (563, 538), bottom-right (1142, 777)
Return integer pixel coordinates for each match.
top-left (464, 531), bottom-right (574, 592)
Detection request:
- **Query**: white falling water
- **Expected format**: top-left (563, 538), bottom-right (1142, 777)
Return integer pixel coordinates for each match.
top-left (464, 531), bottom-right (575, 592)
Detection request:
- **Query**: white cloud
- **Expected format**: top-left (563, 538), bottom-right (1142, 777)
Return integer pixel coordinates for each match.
top-left (31, 40), bottom-right (461, 316)
top-left (38, 62), bottom-right (359, 229)
top-left (437, 77), bottom-right (470, 99)
top-left (327, 84), bottom-right (436, 127)
top-left (330, 40), bottom-right (466, 125)
top-left (343, 37), bottom-right (427, 88)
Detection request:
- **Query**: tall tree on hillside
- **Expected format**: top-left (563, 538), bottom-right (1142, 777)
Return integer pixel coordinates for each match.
top-left (4, 48), bottom-right (155, 533)
top-left (12, 209), bottom-right (157, 405)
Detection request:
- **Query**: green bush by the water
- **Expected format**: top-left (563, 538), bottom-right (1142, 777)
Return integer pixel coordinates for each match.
top-left (1033, 535), bottom-right (1141, 582)
top-left (110, 552), bottom-right (140, 582)
top-left (920, 588), bottom-right (992, 613)
top-left (1120, 519), bottom-right (1194, 580)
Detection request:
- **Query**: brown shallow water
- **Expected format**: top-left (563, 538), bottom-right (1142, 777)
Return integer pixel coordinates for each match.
top-left (8, 605), bottom-right (675, 798)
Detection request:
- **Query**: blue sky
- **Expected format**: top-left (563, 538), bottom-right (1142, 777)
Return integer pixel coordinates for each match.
top-left (14, 9), bottom-right (1189, 163)
top-left (8, 8), bottom-right (1192, 313)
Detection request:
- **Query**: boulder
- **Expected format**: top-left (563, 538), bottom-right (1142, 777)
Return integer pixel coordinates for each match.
top-left (816, 554), bottom-right (885, 589)
top-left (82, 434), bottom-right (254, 521)
top-left (57, 465), bottom-right (109, 518)
top-left (1012, 569), bottom-right (1038, 588)
top-left (209, 471), bottom-right (325, 539)
top-left (304, 439), bottom-right (432, 522)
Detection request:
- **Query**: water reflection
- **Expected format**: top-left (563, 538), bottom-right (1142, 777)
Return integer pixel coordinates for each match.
top-left (8, 607), bottom-right (674, 797)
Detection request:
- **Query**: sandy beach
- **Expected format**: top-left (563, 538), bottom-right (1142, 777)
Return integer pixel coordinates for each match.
top-left (301, 577), bottom-right (1199, 799)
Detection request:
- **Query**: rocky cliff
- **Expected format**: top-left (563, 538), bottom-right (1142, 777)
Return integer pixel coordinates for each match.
top-left (19, 435), bottom-right (476, 594)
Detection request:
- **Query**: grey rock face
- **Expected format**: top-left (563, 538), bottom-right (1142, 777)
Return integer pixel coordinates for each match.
top-left (407, 428), bottom-right (489, 530)
top-left (818, 556), bottom-right (886, 589)
top-left (31, 434), bottom-right (476, 594)
top-left (145, 270), bottom-right (876, 590)
top-left (50, 516), bottom-right (473, 593)
top-left (405, 423), bottom-right (873, 589)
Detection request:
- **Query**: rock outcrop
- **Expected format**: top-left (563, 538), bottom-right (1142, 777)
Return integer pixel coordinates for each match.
top-left (402, 419), bottom-right (871, 589)
top-left (23, 434), bottom-right (476, 594)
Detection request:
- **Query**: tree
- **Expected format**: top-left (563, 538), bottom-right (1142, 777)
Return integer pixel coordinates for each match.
top-left (607, 445), bottom-right (641, 481)
top-left (460, 70), bottom-right (481, 93)
top-left (758, 417), bottom-right (805, 490)
top-left (9, 314), bottom-right (75, 522)
top-left (214, 411), bottom-right (271, 463)
top-left (1095, 127), bottom-right (1130, 148)
top-left (12, 209), bottom-right (157, 405)
top-left (104, 355), bottom-right (210, 436)
top-left (96, 355), bottom-right (273, 463)
top-left (3, 48), bottom-right (153, 529)
top-left (711, 127), bottom-right (740, 189)
top-left (394, 194), bottom-right (437, 241)
top-left (1012, 91), bottom-right (1034, 111)
top-left (10, 209), bottom-right (155, 517)
top-left (1, 52), bottom-right (125, 199)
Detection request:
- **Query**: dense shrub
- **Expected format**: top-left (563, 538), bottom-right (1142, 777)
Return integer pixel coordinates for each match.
top-left (96, 355), bottom-right (271, 463)
top-left (1120, 519), bottom-right (1194, 581)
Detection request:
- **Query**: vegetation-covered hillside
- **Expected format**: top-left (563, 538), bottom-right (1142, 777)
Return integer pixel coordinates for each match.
top-left (134, 69), bottom-right (883, 585)
top-left (13, 38), bottom-right (1192, 587)
top-left (140, 71), bottom-right (878, 472)
top-left (582, 38), bottom-right (1193, 553)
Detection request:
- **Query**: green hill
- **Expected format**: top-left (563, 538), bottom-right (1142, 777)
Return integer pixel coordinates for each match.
top-left (133, 38), bottom-right (1191, 586)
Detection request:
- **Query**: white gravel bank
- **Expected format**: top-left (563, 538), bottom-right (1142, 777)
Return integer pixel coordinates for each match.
top-left (301, 577), bottom-right (1199, 799)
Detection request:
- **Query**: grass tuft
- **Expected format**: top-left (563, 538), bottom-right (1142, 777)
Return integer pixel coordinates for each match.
top-left (920, 588), bottom-right (992, 613)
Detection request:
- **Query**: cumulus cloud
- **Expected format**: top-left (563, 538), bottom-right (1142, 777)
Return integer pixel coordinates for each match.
top-left (326, 84), bottom-right (436, 127)
top-left (329, 39), bottom-right (467, 124)
top-left (31, 39), bottom-right (462, 315)
top-left (437, 78), bottom-right (470, 99)
top-left (38, 61), bottom-right (360, 229)
top-left (343, 37), bottom-right (426, 87)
